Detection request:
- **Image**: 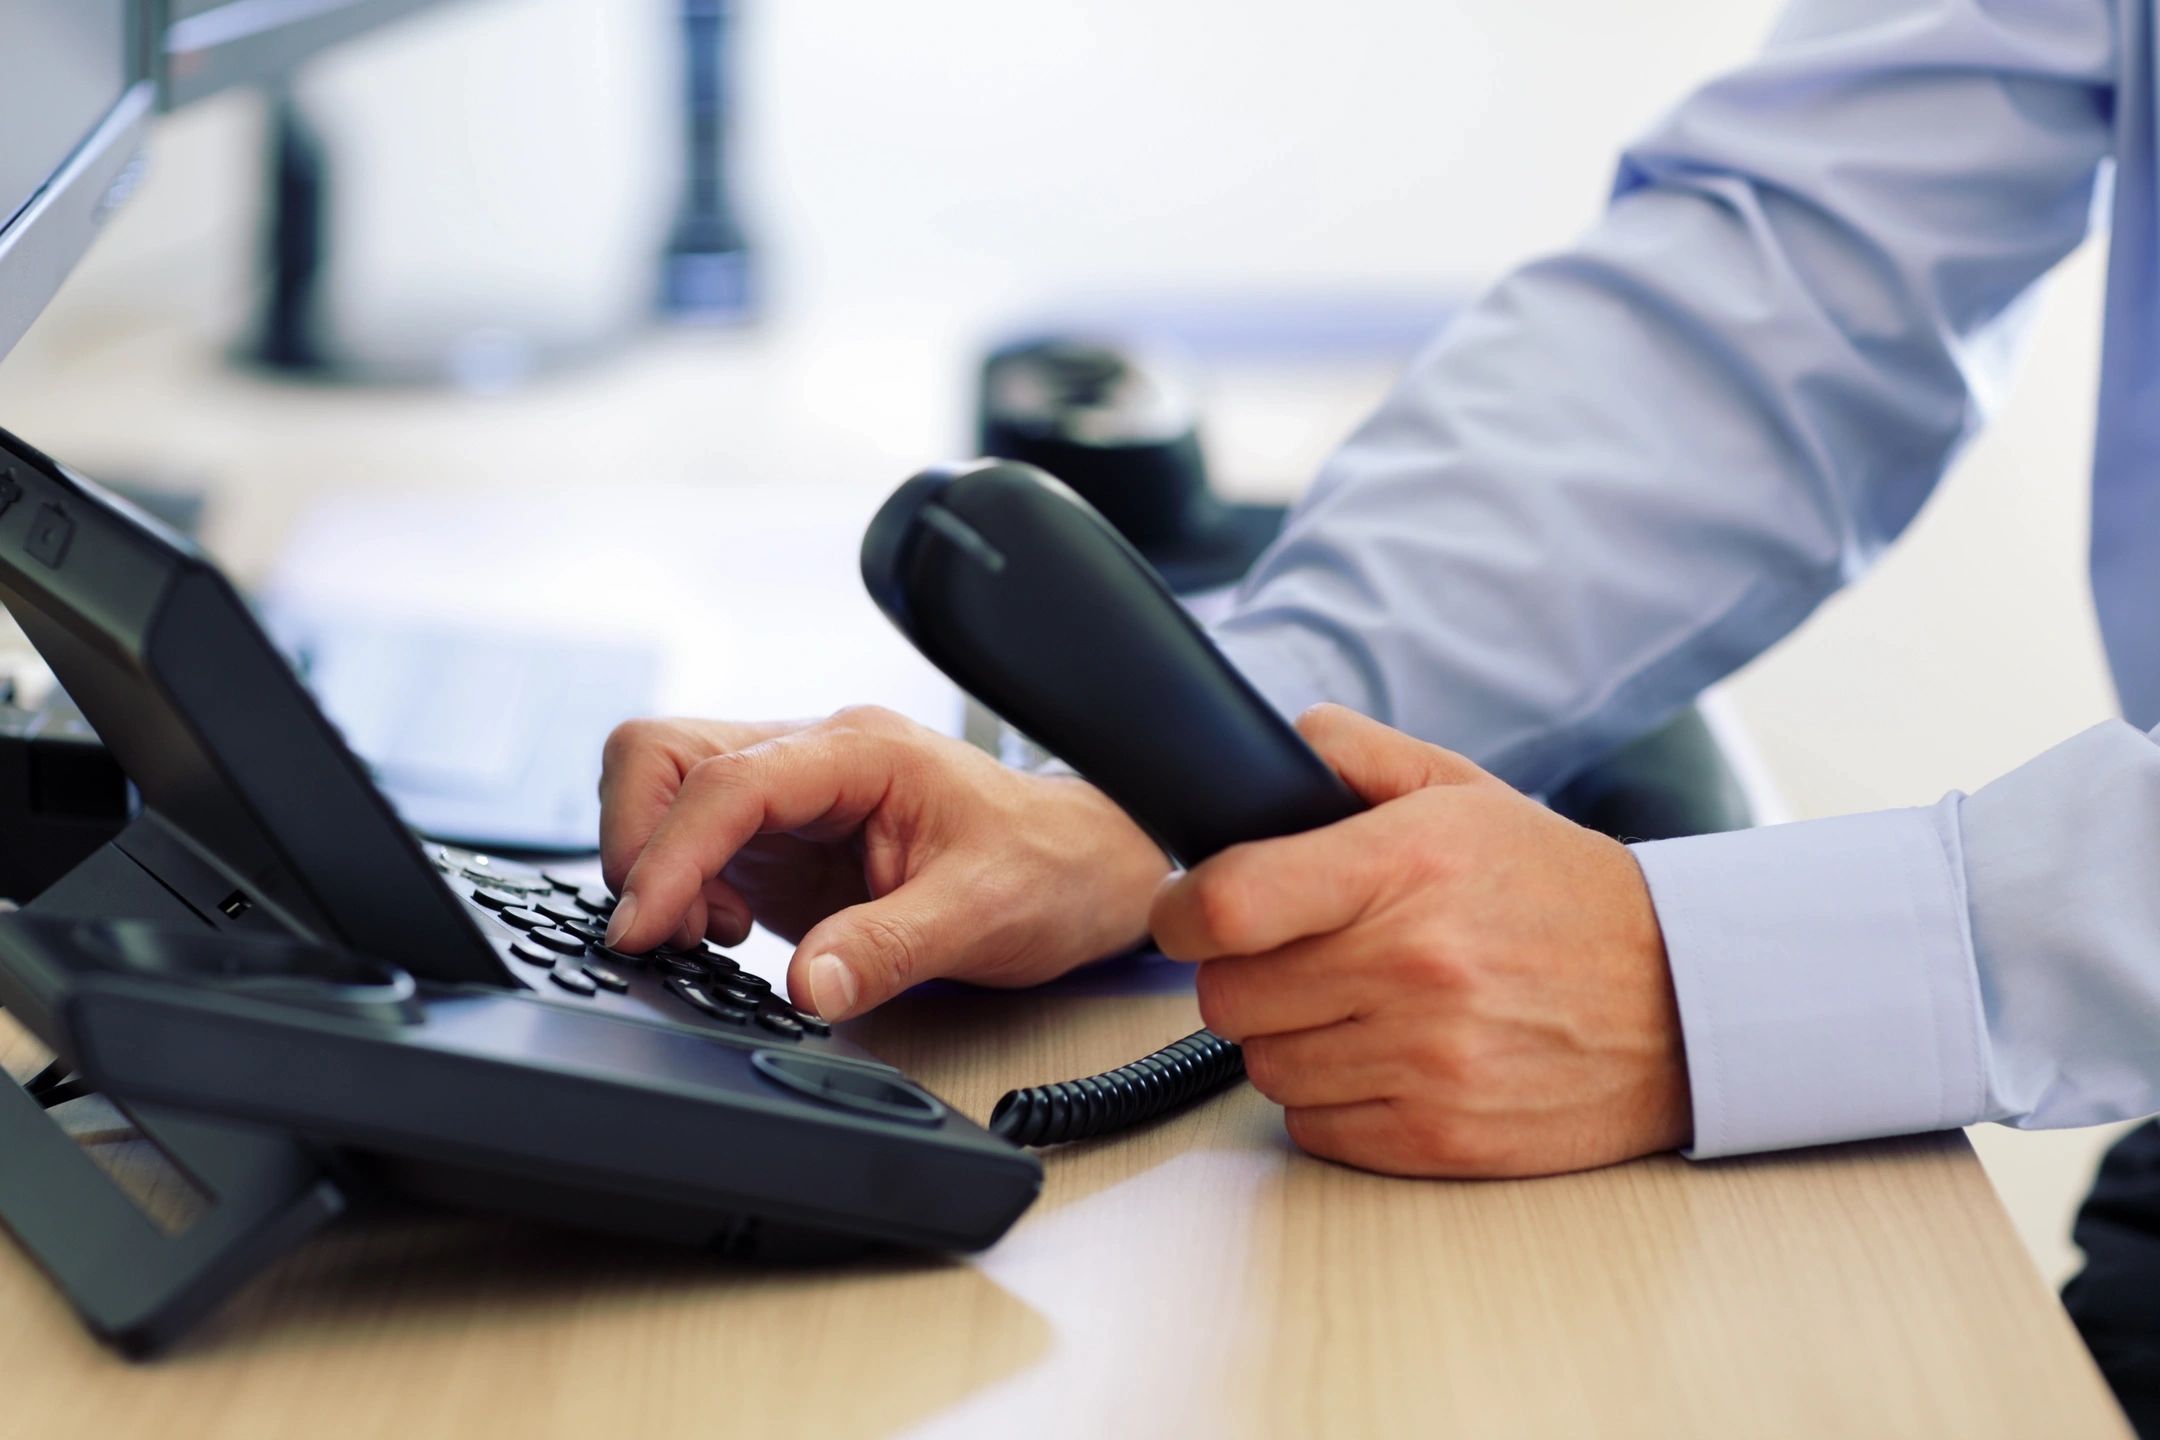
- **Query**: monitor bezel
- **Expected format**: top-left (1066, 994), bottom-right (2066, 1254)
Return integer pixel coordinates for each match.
top-left (0, 0), bottom-right (155, 370)
top-left (160, 0), bottom-right (463, 109)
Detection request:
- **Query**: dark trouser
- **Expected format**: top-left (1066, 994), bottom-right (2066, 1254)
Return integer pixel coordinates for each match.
top-left (2066, 1120), bottom-right (2160, 1434)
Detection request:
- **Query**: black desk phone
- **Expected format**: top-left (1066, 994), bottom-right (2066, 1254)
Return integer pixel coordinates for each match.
top-left (0, 429), bottom-right (1350, 1356)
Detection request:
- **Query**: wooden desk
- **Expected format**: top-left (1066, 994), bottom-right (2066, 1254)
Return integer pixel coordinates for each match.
top-left (0, 322), bottom-right (2129, 1437)
top-left (0, 955), bottom-right (2128, 1439)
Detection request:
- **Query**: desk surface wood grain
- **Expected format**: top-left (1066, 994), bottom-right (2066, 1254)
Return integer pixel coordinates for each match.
top-left (0, 957), bottom-right (2129, 1440)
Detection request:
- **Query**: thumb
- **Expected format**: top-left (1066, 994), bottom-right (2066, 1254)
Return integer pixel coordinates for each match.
top-left (785, 880), bottom-right (967, 1022)
top-left (1296, 703), bottom-right (1491, 804)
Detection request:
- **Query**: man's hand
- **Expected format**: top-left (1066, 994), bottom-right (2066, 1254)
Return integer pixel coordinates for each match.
top-left (599, 706), bottom-right (1170, 1020)
top-left (1152, 704), bottom-right (1691, 1177)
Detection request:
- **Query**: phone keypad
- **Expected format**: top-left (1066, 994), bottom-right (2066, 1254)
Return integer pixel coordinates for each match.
top-left (434, 844), bottom-right (825, 1043)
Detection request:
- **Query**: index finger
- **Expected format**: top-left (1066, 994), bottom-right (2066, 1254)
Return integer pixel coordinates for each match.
top-left (598, 717), bottom-right (799, 893)
top-left (608, 727), bottom-right (900, 953)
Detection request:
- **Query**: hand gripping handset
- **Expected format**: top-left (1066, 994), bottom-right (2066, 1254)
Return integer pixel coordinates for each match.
top-left (861, 460), bottom-right (1365, 1143)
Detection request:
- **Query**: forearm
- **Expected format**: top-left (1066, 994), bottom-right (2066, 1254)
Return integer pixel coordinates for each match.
top-left (1214, 0), bottom-right (2111, 794)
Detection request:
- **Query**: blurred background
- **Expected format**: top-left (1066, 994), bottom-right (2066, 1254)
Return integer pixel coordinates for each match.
top-left (0, 0), bottom-right (2123, 1281)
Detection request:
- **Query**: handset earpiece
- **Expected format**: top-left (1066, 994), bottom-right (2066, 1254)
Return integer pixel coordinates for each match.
top-left (860, 460), bottom-right (1361, 866)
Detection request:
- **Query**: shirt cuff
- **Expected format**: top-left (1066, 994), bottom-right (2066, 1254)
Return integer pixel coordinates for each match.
top-left (1631, 799), bottom-right (1989, 1159)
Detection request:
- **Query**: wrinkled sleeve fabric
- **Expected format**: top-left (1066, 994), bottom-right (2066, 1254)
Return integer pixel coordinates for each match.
top-left (1215, 0), bottom-right (2114, 788)
top-left (1204, 0), bottom-right (2124, 1155)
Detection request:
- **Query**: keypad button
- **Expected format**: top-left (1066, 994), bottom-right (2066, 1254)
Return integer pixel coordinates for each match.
top-left (666, 977), bottom-right (752, 1024)
top-left (529, 926), bottom-right (588, 955)
top-left (463, 851), bottom-right (546, 881)
top-left (549, 961), bottom-right (598, 996)
top-left (593, 944), bottom-right (649, 968)
top-left (536, 897), bottom-right (588, 927)
top-left (793, 1010), bottom-right (832, 1037)
top-left (542, 870), bottom-right (587, 893)
top-left (562, 918), bottom-right (610, 944)
top-left (470, 886), bottom-right (524, 910)
top-left (712, 981), bottom-right (766, 1009)
top-left (575, 887), bottom-right (617, 915)
top-left (656, 955), bottom-right (708, 979)
top-left (463, 866), bottom-right (549, 894)
top-left (755, 1009), bottom-right (804, 1040)
top-left (673, 944), bottom-right (742, 978)
top-left (510, 939), bottom-right (562, 967)
top-left (583, 964), bottom-right (630, 993)
top-left (500, 907), bottom-right (550, 930)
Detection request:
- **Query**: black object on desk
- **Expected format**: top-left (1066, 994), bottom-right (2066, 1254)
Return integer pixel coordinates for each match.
top-left (0, 685), bottom-right (130, 902)
top-left (978, 337), bottom-right (1287, 595)
top-left (0, 427), bottom-right (1040, 1357)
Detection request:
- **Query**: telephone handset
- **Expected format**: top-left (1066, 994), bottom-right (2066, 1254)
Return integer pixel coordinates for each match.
top-left (861, 460), bottom-right (1366, 1142)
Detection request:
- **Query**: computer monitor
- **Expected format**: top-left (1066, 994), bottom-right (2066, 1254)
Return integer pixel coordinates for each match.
top-left (0, 0), bottom-right (472, 368)
top-left (161, 0), bottom-right (466, 109)
top-left (0, 0), bottom-right (155, 367)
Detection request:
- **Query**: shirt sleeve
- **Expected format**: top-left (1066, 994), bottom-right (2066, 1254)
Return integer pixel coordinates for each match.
top-left (1637, 722), bottom-right (2160, 1158)
top-left (1210, 0), bottom-right (2115, 796)
top-left (1199, 0), bottom-right (2124, 1157)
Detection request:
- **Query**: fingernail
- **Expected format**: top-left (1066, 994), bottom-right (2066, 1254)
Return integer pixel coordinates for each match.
top-left (715, 903), bottom-right (754, 946)
top-left (604, 892), bottom-right (639, 949)
top-left (806, 953), bottom-right (859, 1020)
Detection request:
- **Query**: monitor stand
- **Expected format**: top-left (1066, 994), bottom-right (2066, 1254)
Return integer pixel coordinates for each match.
top-left (0, 834), bottom-right (346, 1357)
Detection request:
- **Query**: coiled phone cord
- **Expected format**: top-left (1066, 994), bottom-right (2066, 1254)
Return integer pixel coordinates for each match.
top-left (989, 1027), bottom-right (1245, 1146)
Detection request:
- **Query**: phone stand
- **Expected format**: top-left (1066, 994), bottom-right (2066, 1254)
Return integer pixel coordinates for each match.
top-left (0, 1076), bottom-right (344, 1356)
top-left (0, 837), bottom-right (346, 1357)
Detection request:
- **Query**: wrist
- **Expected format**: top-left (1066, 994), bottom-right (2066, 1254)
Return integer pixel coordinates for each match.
top-left (1040, 773), bottom-right (1172, 958)
top-left (1607, 839), bottom-right (1694, 1156)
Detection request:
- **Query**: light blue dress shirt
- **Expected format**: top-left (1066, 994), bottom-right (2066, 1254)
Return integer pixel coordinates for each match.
top-left (1209, 0), bottom-right (2160, 1158)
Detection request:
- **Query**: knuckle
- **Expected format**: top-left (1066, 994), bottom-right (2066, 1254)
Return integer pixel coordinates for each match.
top-left (1394, 822), bottom-right (1458, 888)
top-left (1409, 1113), bottom-right (1505, 1174)
top-left (1416, 1030), bottom-right (1482, 1090)
top-left (1240, 1039), bottom-right (1290, 1099)
top-left (1405, 1112), bottom-right (1472, 1169)
top-left (602, 717), bottom-right (661, 768)
top-left (851, 910), bottom-right (924, 991)
top-left (1189, 868), bottom-right (1258, 951)
top-left (1402, 929), bottom-right (1474, 993)
top-left (829, 703), bottom-right (906, 736)
top-left (1193, 962), bottom-right (1241, 1034)
top-left (1282, 1107), bottom-right (1358, 1166)
top-left (1281, 1107), bottom-right (1327, 1155)
top-left (683, 749), bottom-right (753, 793)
